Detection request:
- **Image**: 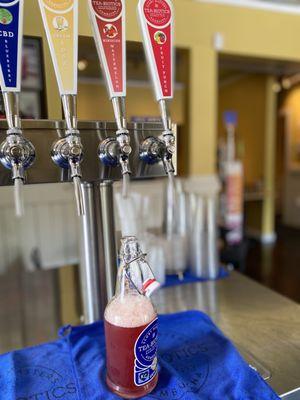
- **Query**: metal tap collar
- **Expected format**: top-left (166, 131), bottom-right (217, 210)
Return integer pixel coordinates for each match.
top-left (7, 128), bottom-right (22, 136)
top-left (116, 128), bottom-right (129, 136)
top-left (116, 130), bottom-right (132, 157)
top-left (66, 128), bottom-right (80, 136)
top-left (162, 129), bottom-right (176, 155)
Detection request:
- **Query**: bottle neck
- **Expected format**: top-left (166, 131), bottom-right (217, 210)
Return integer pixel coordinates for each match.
top-left (114, 236), bottom-right (160, 299)
top-left (120, 236), bottom-right (143, 264)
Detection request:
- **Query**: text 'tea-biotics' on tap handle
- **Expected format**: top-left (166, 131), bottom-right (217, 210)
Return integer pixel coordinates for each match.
top-left (88, 0), bottom-right (132, 181)
top-left (137, 0), bottom-right (176, 174)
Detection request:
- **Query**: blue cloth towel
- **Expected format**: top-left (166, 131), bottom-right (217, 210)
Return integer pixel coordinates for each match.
top-left (0, 311), bottom-right (279, 400)
top-left (164, 267), bottom-right (229, 288)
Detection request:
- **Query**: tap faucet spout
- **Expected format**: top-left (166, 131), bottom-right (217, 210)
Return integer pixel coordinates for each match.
top-left (0, 92), bottom-right (35, 217)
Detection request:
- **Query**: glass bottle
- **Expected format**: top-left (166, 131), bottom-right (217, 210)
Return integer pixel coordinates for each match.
top-left (104, 236), bottom-right (159, 399)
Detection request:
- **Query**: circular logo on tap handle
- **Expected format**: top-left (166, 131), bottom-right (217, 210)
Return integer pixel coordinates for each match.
top-left (53, 15), bottom-right (69, 31)
top-left (143, 0), bottom-right (172, 27)
top-left (103, 23), bottom-right (118, 38)
top-left (92, 0), bottom-right (123, 20)
top-left (0, 8), bottom-right (12, 25)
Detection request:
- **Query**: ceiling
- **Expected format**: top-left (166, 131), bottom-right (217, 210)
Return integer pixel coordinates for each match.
top-left (258, 0), bottom-right (300, 4)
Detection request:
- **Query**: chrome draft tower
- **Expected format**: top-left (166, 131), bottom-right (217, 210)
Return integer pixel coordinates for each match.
top-left (39, 0), bottom-right (84, 215)
top-left (0, 0), bottom-right (35, 217)
top-left (137, 0), bottom-right (176, 177)
top-left (88, 0), bottom-right (131, 197)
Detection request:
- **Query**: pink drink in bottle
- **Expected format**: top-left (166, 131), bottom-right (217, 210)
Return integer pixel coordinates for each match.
top-left (104, 236), bottom-right (160, 399)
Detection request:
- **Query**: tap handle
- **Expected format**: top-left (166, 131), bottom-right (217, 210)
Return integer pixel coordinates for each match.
top-left (39, 0), bottom-right (78, 97)
top-left (0, 1), bottom-right (24, 94)
top-left (88, 0), bottom-right (126, 100)
top-left (14, 178), bottom-right (24, 218)
top-left (138, 0), bottom-right (174, 102)
top-left (73, 176), bottom-right (85, 216)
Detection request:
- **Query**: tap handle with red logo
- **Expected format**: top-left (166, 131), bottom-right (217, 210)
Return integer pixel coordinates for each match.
top-left (138, 0), bottom-right (174, 102)
top-left (88, 0), bottom-right (126, 100)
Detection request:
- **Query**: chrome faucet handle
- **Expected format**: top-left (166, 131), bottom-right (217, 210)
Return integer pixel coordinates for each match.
top-left (68, 135), bottom-right (85, 216)
top-left (139, 134), bottom-right (175, 174)
top-left (161, 129), bottom-right (175, 174)
top-left (0, 130), bottom-right (35, 217)
top-left (162, 129), bottom-right (176, 155)
top-left (116, 129), bottom-right (132, 176)
top-left (51, 132), bottom-right (85, 216)
top-left (158, 100), bottom-right (176, 174)
top-left (0, 93), bottom-right (36, 217)
top-left (98, 130), bottom-right (132, 176)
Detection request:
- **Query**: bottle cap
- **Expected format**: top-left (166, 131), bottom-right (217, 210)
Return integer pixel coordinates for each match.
top-left (142, 278), bottom-right (160, 298)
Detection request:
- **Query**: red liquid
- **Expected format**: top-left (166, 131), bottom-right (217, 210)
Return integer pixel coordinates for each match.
top-left (104, 319), bottom-right (158, 399)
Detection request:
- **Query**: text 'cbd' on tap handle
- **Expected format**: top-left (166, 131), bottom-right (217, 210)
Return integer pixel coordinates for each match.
top-left (0, 0), bottom-right (35, 217)
top-left (39, 0), bottom-right (85, 216)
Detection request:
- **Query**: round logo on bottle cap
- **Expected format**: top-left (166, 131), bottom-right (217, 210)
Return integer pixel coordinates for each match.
top-left (42, 0), bottom-right (73, 12)
top-left (0, 8), bottom-right (12, 25)
top-left (92, 0), bottom-right (122, 20)
top-left (143, 0), bottom-right (171, 27)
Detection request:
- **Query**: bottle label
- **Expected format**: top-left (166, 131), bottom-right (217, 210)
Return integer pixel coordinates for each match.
top-left (134, 318), bottom-right (158, 387)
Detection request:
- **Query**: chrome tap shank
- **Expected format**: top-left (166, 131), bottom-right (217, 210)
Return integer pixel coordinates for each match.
top-left (98, 96), bottom-right (132, 176)
top-left (139, 99), bottom-right (175, 174)
top-left (51, 94), bottom-right (84, 216)
top-left (0, 92), bottom-right (36, 216)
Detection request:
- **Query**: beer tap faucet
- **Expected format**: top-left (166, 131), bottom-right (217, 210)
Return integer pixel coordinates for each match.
top-left (39, 0), bottom-right (84, 215)
top-left (88, 0), bottom-right (131, 196)
top-left (99, 97), bottom-right (131, 177)
top-left (0, 92), bottom-right (35, 217)
top-left (0, 0), bottom-right (35, 217)
top-left (51, 94), bottom-right (84, 215)
top-left (111, 96), bottom-right (131, 177)
top-left (138, 0), bottom-right (176, 177)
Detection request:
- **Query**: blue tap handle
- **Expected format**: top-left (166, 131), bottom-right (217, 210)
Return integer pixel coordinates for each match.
top-left (0, 0), bottom-right (23, 92)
